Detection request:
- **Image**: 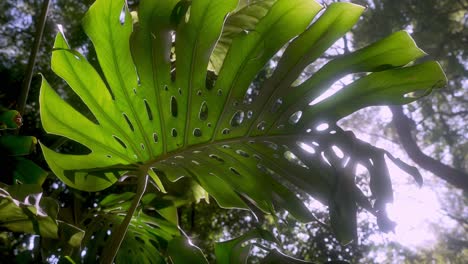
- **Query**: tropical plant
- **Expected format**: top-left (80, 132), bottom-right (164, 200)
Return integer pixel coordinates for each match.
top-left (0, 106), bottom-right (46, 185)
top-left (38, 0), bottom-right (446, 262)
top-left (0, 105), bottom-right (83, 255)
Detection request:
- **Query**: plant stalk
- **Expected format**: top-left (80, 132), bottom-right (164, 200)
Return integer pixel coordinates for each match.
top-left (100, 173), bottom-right (148, 264)
top-left (16, 0), bottom-right (50, 115)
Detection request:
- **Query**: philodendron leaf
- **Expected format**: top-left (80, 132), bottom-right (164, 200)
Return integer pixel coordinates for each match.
top-left (40, 0), bottom-right (446, 244)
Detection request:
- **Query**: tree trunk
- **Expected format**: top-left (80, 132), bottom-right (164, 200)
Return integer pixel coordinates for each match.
top-left (390, 105), bottom-right (468, 192)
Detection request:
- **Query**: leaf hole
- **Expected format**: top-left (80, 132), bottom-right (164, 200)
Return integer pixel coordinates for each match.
top-left (197, 90), bottom-right (202, 96)
top-left (264, 141), bottom-right (278, 150)
top-left (284, 151), bottom-right (308, 168)
top-left (185, 6), bottom-right (191, 23)
top-left (253, 154), bottom-right (262, 160)
top-left (316, 122), bottom-right (329, 131)
top-left (135, 236), bottom-right (145, 245)
top-left (178, 88), bottom-right (182, 95)
top-left (209, 154), bottom-right (224, 163)
top-left (247, 110), bottom-right (253, 119)
top-left (288, 111), bottom-right (302, 125)
top-left (257, 121), bottom-right (266, 131)
top-left (141, 143), bottom-right (145, 150)
top-left (222, 128), bottom-right (230, 135)
top-left (206, 71), bottom-right (216, 90)
top-left (230, 111), bottom-right (245, 127)
top-left (332, 145), bottom-right (344, 159)
top-left (113, 136), bottom-right (127, 149)
top-left (271, 98), bottom-right (283, 113)
top-left (222, 145), bottom-right (231, 149)
top-left (199, 101), bottom-right (208, 121)
top-left (171, 128), bottom-right (178, 137)
top-left (297, 141), bottom-right (316, 154)
top-left (236, 149), bottom-right (250, 158)
top-left (230, 167), bottom-right (241, 176)
top-left (106, 155), bottom-right (112, 158)
top-left (192, 160), bottom-right (200, 165)
top-left (193, 128), bottom-right (202, 137)
top-left (170, 96), bottom-right (178, 117)
top-left (164, 85), bottom-right (169, 91)
top-left (244, 81), bottom-right (260, 104)
top-left (119, 5), bottom-right (126, 25)
top-left (217, 89), bottom-right (223, 96)
top-left (122, 113), bottom-right (134, 131)
top-left (144, 100), bottom-right (153, 120)
top-left (153, 133), bottom-right (159, 143)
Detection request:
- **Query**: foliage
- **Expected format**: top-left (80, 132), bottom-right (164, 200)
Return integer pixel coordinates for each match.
top-left (0, 183), bottom-right (84, 248)
top-left (1, 0), bottom-right (449, 263)
top-left (0, 106), bottom-right (47, 185)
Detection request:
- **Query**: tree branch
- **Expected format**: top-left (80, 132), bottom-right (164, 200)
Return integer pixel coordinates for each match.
top-left (101, 173), bottom-right (148, 264)
top-left (390, 105), bottom-right (468, 192)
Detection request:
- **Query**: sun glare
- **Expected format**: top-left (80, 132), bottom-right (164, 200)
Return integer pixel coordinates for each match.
top-left (383, 158), bottom-right (449, 248)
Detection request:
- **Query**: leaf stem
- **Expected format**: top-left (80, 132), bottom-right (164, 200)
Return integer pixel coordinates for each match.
top-left (16, 0), bottom-right (50, 115)
top-left (100, 172), bottom-right (148, 264)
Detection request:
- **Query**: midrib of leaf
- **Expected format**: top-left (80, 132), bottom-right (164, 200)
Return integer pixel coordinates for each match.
top-left (183, 38), bottom-right (199, 148)
top-left (148, 133), bottom-right (307, 167)
top-left (150, 33), bottom-right (168, 155)
top-left (106, 6), bottom-right (153, 160)
top-left (59, 50), bottom-right (141, 160)
top-left (211, 3), bottom-right (304, 140)
top-left (242, 142), bottom-right (308, 181)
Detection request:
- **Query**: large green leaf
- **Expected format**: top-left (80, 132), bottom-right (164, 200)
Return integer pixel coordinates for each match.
top-left (40, 0), bottom-right (446, 244)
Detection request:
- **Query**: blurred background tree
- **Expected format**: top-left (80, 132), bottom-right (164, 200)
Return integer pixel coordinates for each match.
top-left (0, 0), bottom-right (466, 263)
